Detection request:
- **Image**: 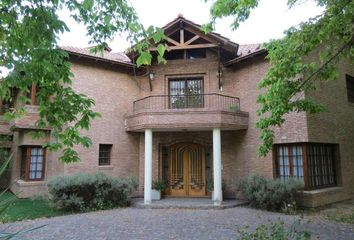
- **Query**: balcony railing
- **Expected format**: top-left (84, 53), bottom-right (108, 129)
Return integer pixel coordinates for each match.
top-left (133, 93), bottom-right (240, 113)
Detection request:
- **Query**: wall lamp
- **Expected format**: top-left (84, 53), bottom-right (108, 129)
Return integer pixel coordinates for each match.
top-left (148, 70), bottom-right (155, 81)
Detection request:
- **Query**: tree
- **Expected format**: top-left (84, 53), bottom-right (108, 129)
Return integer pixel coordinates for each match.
top-left (0, 0), bottom-right (165, 162)
top-left (205, 0), bottom-right (354, 156)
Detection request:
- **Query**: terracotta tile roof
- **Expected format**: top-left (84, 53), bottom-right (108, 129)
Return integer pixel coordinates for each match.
top-left (59, 46), bottom-right (133, 65)
top-left (225, 43), bottom-right (266, 66)
top-left (237, 44), bottom-right (263, 56)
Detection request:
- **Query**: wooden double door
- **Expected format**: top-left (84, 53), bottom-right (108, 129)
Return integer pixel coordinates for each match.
top-left (167, 143), bottom-right (206, 197)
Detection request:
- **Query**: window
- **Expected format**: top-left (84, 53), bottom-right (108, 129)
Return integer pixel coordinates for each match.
top-left (274, 143), bottom-right (337, 190)
top-left (307, 144), bottom-right (337, 188)
top-left (187, 49), bottom-right (206, 59)
top-left (346, 74), bottom-right (354, 103)
top-left (165, 49), bottom-right (206, 60)
top-left (165, 50), bottom-right (184, 60)
top-left (169, 77), bottom-right (204, 109)
top-left (20, 146), bottom-right (45, 181)
top-left (99, 144), bottom-right (112, 166)
top-left (276, 145), bottom-right (304, 181)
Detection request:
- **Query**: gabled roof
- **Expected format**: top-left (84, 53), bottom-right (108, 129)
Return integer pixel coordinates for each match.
top-left (163, 14), bottom-right (239, 49)
top-left (151, 14), bottom-right (239, 60)
top-left (59, 46), bottom-right (133, 67)
top-left (60, 16), bottom-right (267, 68)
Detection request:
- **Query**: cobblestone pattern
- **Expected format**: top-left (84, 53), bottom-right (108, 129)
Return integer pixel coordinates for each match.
top-left (1, 207), bottom-right (353, 240)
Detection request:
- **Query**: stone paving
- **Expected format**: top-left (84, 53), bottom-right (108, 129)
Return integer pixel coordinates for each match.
top-left (133, 198), bottom-right (248, 209)
top-left (1, 204), bottom-right (353, 240)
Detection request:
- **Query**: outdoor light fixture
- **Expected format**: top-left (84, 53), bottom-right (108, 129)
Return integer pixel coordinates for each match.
top-left (148, 70), bottom-right (155, 81)
top-left (217, 67), bottom-right (223, 90)
top-left (216, 69), bottom-right (223, 78)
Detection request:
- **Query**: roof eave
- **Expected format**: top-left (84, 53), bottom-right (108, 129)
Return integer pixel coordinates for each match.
top-left (224, 49), bottom-right (267, 66)
top-left (63, 50), bottom-right (134, 68)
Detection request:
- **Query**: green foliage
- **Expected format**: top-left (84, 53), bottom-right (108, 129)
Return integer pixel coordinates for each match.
top-left (0, 152), bottom-right (14, 216)
top-left (47, 172), bottom-right (137, 212)
top-left (0, 0), bottom-right (166, 163)
top-left (152, 180), bottom-right (166, 191)
top-left (205, 0), bottom-right (259, 31)
top-left (0, 152), bottom-right (48, 238)
top-left (206, 0), bottom-right (354, 156)
top-left (239, 219), bottom-right (311, 240)
top-left (0, 192), bottom-right (66, 223)
top-left (326, 211), bottom-right (354, 224)
top-left (238, 174), bottom-right (303, 212)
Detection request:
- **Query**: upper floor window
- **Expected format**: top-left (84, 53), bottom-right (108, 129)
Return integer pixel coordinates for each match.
top-left (165, 49), bottom-right (206, 60)
top-left (20, 146), bottom-right (45, 181)
top-left (274, 143), bottom-right (337, 190)
top-left (187, 49), bottom-right (206, 59)
top-left (99, 144), bottom-right (112, 166)
top-left (346, 74), bottom-right (354, 103)
top-left (165, 50), bottom-right (184, 60)
top-left (169, 77), bottom-right (204, 109)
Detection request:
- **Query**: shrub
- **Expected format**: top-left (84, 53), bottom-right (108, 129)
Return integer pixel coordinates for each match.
top-left (239, 219), bottom-right (311, 240)
top-left (47, 172), bottom-right (137, 212)
top-left (152, 180), bottom-right (166, 191)
top-left (238, 174), bottom-right (303, 212)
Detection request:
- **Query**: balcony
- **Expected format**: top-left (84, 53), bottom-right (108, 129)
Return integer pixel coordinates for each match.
top-left (125, 93), bottom-right (249, 132)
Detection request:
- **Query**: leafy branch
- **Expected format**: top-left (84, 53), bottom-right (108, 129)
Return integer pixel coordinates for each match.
top-left (0, 0), bottom-right (166, 163)
top-left (206, 0), bottom-right (354, 156)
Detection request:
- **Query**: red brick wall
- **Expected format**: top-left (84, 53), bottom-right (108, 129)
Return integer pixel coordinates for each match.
top-left (64, 60), bottom-right (141, 180)
top-left (303, 59), bottom-right (354, 206)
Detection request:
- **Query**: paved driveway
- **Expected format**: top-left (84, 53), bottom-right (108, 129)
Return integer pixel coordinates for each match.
top-left (1, 207), bottom-right (353, 240)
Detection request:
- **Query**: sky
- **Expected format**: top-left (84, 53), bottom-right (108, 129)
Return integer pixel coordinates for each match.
top-left (57, 0), bottom-right (324, 52)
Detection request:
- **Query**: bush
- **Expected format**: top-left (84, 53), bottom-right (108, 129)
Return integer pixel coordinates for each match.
top-left (47, 172), bottom-right (137, 212)
top-left (152, 180), bottom-right (166, 191)
top-left (238, 174), bottom-right (303, 212)
top-left (239, 219), bottom-right (311, 240)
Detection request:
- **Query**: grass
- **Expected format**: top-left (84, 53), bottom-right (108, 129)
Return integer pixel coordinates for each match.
top-left (0, 191), bottom-right (68, 223)
top-left (325, 211), bottom-right (354, 224)
top-left (302, 198), bottom-right (354, 225)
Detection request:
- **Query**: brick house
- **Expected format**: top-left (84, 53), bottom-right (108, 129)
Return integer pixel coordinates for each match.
top-left (0, 16), bottom-right (353, 207)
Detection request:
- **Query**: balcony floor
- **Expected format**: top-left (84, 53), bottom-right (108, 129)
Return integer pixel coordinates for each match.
top-left (125, 108), bottom-right (249, 132)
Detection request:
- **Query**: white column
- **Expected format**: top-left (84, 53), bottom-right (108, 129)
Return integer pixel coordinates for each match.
top-left (144, 129), bottom-right (153, 204)
top-left (213, 128), bottom-right (222, 206)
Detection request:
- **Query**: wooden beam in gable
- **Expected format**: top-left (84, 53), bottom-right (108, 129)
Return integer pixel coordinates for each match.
top-left (150, 43), bottom-right (218, 51)
top-left (180, 29), bottom-right (184, 44)
top-left (184, 35), bottom-right (200, 46)
top-left (184, 26), bottom-right (219, 45)
top-left (166, 37), bottom-right (181, 46)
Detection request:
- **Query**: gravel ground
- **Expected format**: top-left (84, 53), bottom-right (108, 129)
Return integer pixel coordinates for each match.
top-left (1, 207), bottom-right (353, 240)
